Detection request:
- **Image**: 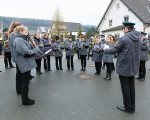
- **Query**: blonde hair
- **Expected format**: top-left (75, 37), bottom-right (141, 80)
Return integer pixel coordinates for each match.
top-left (107, 36), bottom-right (114, 44)
top-left (8, 21), bottom-right (22, 36)
top-left (14, 26), bottom-right (28, 34)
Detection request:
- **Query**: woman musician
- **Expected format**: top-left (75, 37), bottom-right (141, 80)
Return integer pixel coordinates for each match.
top-left (65, 36), bottom-right (76, 70)
top-left (33, 33), bottom-right (44, 75)
top-left (42, 32), bottom-right (52, 71)
top-left (52, 36), bottom-right (64, 70)
top-left (78, 35), bottom-right (90, 71)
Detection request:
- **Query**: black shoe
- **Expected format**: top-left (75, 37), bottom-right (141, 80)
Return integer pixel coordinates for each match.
top-left (103, 77), bottom-right (108, 80)
top-left (106, 77), bottom-right (111, 80)
top-left (0, 70), bottom-right (2, 72)
top-left (17, 92), bottom-right (21, 94)
top-left (83, 68), bottom-right (86, 71)
top-left (30, 75), bottom-right (34, 79)
top-left (139, 78), bottom-right (145, 81)
top-left (5, 67), bottom-right (9, 69)
top-left (117, 106), bottom-right (134, 114)
top-left (56, 67), bottom-right (59, 71)
top-left (39, 72), bottom-right (43, 74)
top-left (60, 68), bottom-right (63, 70)
top-left (48, 69), bottom-right (52, 71)
top-left (36, 72), bottom-right (41, 75)
top-left (10, 66), bottom-right (15, 68)
top-left (23, 99), bottom-right (35, 105)
top-left (135, 77), bottom-right (141, 80)
top-left (95, 73), bottom-right (100, 75)
top-left (72, 68), bottom-right (74, 71)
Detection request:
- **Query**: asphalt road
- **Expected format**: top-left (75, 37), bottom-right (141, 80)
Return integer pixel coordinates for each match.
top-left (0, 54), bottom-right (150, 120)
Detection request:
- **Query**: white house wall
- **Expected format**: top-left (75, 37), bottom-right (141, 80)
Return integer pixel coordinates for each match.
top-left (98, 0), bottom-right (144, 35)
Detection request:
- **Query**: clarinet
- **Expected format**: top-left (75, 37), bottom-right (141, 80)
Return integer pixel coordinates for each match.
top-left (27, 35), bottom-right (46, 59)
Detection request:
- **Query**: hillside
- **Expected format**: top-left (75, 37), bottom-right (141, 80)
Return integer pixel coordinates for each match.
top-left (0, 16), bottom-right (96, 31)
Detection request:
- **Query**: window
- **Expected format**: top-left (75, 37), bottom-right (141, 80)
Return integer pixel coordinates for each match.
top-left (109, 20), bottom-right (112, 27)
top-left (116, 3), bottom-right (120, 9)
top-left (124, 15), bottom-right (129, 22)
top-left (115, 34), bottom-right (120, 41)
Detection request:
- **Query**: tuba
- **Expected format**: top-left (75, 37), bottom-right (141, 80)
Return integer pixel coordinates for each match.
top-left (3, 40), bottom-right (10, 50)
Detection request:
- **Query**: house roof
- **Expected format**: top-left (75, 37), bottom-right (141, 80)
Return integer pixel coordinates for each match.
top-left (64, 22), bottom-right (86, 32)
top-left (102, 25), bottom-right (123, 32)
top-left (97, 0), bottom-right (150, 29)
top-left (50, 22), bottom-right (86, 32)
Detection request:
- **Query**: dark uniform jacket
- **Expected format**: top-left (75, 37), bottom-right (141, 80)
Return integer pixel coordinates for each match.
top-left (42, 37), bottom-right (52, 56)
top-left (78, 41), bottom-right (90, 55)
top-left (52, 42), bottom-right (64, 57)
top-left (101, 39), bottom-right (106, 44)
top-left (3, 34), bottom-right (11, 52)
top-left (65, 41), bottom-right (76, 56)
top-left (92, 42), bottom-right (104, 62)
top-left (140, 38), bottom-right (149, 61)
top-left (33, 37), bottom-right (44, 59)
top-left (102, 43), bottom-right (114, 63)
top-left (104, 30), bottom-right (141, 77)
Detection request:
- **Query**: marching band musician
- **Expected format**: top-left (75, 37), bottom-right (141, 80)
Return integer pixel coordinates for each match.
top-left (33, 33), bottom-right (44, 75)
top-left (102, 36), bottom-right (114, 80)
top-left (13, 26), bottom-right (39, 105)
top-left (135, 32), bottom-right (149, 81)
top-left (65, 36), bottom-right (76, 70)
top-left (78, 35), bottom-right (90, 71)
top-left (52, 36), bottom-right (64, 70)
top-left (87, 35), bottom-right (94, 60)
top-left (92, 36), bottom-right (104, 75)
top-left (3, 28), bottom-right (15, 69)
top-left (42, 32), bottom-right (52, 71)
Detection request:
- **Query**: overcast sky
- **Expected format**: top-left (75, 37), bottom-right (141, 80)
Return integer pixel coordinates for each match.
top-left (0, 0), bottom-right (111, 25)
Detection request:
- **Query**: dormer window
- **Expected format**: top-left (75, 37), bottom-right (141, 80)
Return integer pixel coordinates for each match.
top-left (124, 15), bottom-right (129, 22)
top-left (116, 3), bottom-right (120, 9)
top-left (109, 20), bottom-right (112, 27)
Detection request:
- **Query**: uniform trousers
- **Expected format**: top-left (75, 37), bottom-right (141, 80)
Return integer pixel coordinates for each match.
top-left (16, 65), bottom-right (22, 94)
top-left (55, 57), bottom-right (62, 69)
top-left (77, 50), bottom-right (80, 59)
top-left (21, 71), bottom-right (31, 103)
top-left (95, 62), bottom-right (102, 74)
top-left (44, 55), bottom-right (51, 70)
top-left (36, 59), bottom-right (42, 72)
top-left (119, 75), bottom-right (135, 112)
top-left (105, 62), bottom-right (112, 77)
top-left (66, 56), bottom-right (74, 69)
top-left (4, 52), bottom-right (13, 67)
top-left (80, 55), bottom-right (87, 68)
top-left (139, 60), bottom-right (146, 79)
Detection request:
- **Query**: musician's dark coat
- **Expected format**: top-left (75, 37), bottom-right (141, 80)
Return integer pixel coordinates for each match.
top-left (52, 42), bottom-right (64, 57)
top-left (102, 43), bottom-right (114, 63)
top-left (13, 33), bottom-right (39, 73)
top-left (3, 34), bottom-right (11, 52)
top-left (104, 30), bottom-right (141, 77)
top-left (9, 32), bottom-right (16, 62)
top-left (65, 41), bottom-right (76, 56)
top-left (33, 37), bottom-right (44, 59)
top-left (92, 42), bottom-right (104, 62)
top-left (140, 38), bottom-right (149, 61)
top-left (77, 41), bottom-right (90, 56)
top-left (42, 37), bottom-right (52, 56)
